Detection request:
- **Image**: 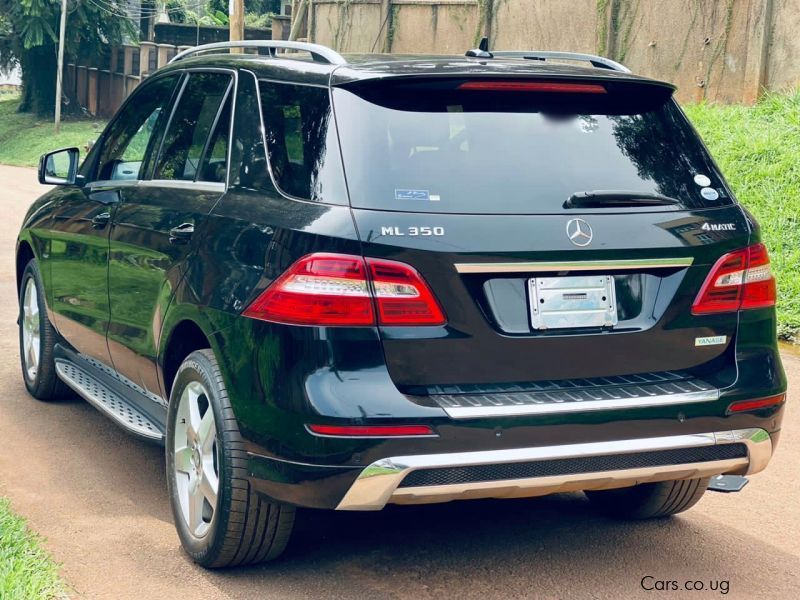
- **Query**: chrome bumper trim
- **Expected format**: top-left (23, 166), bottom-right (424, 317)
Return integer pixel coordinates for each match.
top-left (454, 257), bottom-right (694, 274)
top-left (336, 428), bottom-right (772, 510)
top-left (439, 389), bottom-right (719, 418)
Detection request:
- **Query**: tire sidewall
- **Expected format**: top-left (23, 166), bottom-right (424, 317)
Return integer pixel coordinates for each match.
top-left (166, 350), bottom-right (234, 565)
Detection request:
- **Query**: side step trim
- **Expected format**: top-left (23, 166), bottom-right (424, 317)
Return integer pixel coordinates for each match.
top-left (55, 360), bottom-right (164, 441)
top-left (336, 428), bottom-right (772, 510)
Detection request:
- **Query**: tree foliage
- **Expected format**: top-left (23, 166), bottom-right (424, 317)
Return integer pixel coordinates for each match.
top-left (0, 0), bottom-right (135, 116)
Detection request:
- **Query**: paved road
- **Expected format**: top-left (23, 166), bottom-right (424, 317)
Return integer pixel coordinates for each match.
top-left (0, 164), bottom-right (798, 599)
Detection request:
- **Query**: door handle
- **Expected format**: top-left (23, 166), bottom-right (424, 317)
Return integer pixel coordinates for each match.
top-left (91, 212), bottom-right (111, 229)
top-left (169, 223), bottom-right (195, 244)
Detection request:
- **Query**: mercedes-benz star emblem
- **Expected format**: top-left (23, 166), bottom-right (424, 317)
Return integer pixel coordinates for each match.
top-left (566, 218), bottom-right (593, 247)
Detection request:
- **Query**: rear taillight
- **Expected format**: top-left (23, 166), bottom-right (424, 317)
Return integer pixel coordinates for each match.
top-left (242, 253), bottom-right (446, 327)
top-left (691, 243), bottom-right (776, 315)
top-left (368, 258), bottom-right (446, 325)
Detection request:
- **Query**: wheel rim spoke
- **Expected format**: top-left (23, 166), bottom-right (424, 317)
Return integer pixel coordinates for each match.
top-left (21, 278), bottom-right (41, 380)
top-left (188, 487), bottom-right (205, 533)
top-left (197, 409), bottom-right (215, 451)
top-left (186, 382), bottom-right (204, 441)
top-left (172, 379), bottom-right (218, 539)
top-left (198, 468), bottom-right (218, 507)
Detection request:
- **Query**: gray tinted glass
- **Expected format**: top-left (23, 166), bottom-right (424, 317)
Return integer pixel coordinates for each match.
top-left (332, 82), bottom-right (732, 214)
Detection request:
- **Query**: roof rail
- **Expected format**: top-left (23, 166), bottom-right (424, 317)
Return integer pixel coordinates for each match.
top-left (489, 50), bottom-right (630, 73)
top-left (169, 40), bottom-right (347, 66)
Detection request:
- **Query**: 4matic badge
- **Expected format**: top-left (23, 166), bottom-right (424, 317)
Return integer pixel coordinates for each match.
top-left (701, 222), bottom-right (736, 231)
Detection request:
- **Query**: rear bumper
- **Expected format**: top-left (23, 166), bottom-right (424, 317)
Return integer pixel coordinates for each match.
top-left (335, 427), bottom-right (772, 510)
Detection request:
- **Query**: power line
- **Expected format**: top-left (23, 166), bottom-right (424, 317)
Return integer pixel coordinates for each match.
top-left (84, 0), bottom-right (211, 21)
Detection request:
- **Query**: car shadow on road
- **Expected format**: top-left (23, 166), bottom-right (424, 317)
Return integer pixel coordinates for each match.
top-left (205, 495), bottom-right (709, 594)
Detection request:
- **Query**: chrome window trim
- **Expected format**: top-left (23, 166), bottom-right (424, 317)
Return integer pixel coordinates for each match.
top-left (139, 180), bottom-right (225, 193)
top-left (85, 179), bottom-right (225, 193)
top-left (85, 179), bottom-right (140, 191)
top-left (439, 389), bottom-right (719, 419)
top-left (454, 257), bottom-right (695, 274)
top-left (336, 428), bottom-right (772, 510)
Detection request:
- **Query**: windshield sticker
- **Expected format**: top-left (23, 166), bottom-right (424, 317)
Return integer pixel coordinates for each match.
top-left (700, 187), bottom-right (720, 201)
top-left (395, 189), bottom-right (440, 201)
top-left (694, 174), bottom-right (711, 187)
top-left (395, 189), bottom-right (428, 201)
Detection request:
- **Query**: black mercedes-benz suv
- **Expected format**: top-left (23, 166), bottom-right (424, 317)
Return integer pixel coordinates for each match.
top-left (17, 40), bottom-right (786, 568)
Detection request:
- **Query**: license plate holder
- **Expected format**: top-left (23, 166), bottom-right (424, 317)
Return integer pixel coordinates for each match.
top-left (528, 275), bottom-right (618, 330)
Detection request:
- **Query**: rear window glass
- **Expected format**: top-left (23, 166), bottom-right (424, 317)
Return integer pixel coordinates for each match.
top-left (332, 79), bottom-right (733, 214)
top-left (258, 81), bottom-right (347, 204)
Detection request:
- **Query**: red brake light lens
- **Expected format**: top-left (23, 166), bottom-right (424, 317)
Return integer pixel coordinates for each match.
top-left (307, 424), bottom-right (436, 437)
top-left (242, 253), bottom-right (446, 327)
top-left (458, 80), bottom-right (607, 94)
top-left (692, 243), bottom-right (776, 315)
top-left (727, 393), bottom-right (785, 414)
top-left (242, 253), bottom-right (374, 326)
top-left (367, 258), bottom-right (446, 326)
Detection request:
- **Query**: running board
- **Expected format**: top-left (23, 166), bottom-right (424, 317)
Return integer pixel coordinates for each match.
top-left (55, 359), bottom-right (164, 441)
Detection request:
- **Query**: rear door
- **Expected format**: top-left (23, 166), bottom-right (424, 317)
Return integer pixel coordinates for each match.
top-left (332, 76), bottom-right (750, 387)
top-left (106, 70), bottom-right (233, 397)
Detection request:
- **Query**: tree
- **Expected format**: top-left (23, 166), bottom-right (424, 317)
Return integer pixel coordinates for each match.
top-left (0, 0), bottom-right (135, 116)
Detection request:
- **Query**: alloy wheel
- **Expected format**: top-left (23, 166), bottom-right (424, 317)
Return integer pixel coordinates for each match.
top-left (173, 381), bottom-right (219, 538)
top-left (21, 277), bottom-right (41, 382)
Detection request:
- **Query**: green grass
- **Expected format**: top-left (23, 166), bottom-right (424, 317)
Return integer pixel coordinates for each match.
top-left (0, 498), bottom-right (67, 599)
top-left (0, 94), bottom-right (105, 168)
top-left (685, 90), bottom-right (800, 341)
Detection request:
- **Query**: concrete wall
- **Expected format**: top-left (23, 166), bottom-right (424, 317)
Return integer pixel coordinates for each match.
top-left (309, 0), bottom-right (800, 103)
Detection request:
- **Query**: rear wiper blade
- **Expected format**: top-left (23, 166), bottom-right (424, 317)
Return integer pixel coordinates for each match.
top-left (564, 190), bottom-right (681, 209)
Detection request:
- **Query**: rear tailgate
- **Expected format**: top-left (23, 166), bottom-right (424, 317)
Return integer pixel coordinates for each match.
top-left (351, 207), bottom-right (748, 387)
top-left (333, 73), bottom-right (750, 388)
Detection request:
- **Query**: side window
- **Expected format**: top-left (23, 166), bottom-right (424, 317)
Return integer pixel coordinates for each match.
top-left (258, 81), bottom-right (347, 203)
top-left (154, 72), bottom-right (232, 181)
top-left (96, 75), bottom-right (179, 181)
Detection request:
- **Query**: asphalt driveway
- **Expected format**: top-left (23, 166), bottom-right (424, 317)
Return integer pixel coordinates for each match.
top-left (0, 165), bottom-right (798, 599)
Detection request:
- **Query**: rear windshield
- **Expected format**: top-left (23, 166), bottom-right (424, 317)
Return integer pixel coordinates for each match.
top-left (332, 79), bottom-right (733, 214)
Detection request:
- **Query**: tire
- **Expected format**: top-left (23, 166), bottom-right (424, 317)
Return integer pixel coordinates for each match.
top-left (18, 259), bottom-right (69, 400)
top-left (166, 349), bottom-right (295, 568)
top-left (585, 478), bottom-right (709, 519)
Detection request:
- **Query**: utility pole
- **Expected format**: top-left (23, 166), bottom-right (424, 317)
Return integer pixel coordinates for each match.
top-left (54, 0), bottom-right (67, 134)
top-left (229, 0), bottom-right (244, 52)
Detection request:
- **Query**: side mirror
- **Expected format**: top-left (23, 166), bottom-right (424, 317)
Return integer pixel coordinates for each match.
top-left (38, 147), bottom-right (80, 185)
